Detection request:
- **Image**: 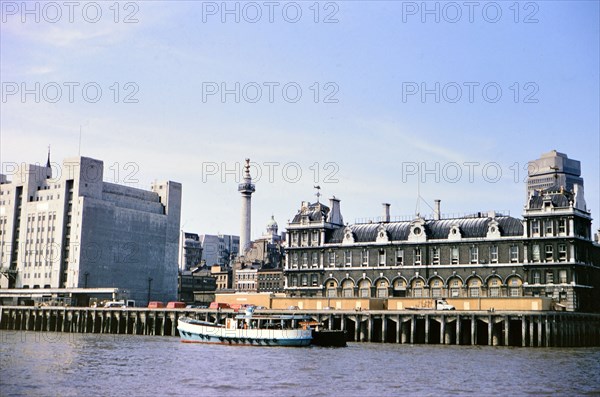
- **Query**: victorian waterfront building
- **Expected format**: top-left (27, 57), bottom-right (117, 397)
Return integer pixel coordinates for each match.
top-left (0, 155), bottom-right (182, 305)
top-left (283, 151), bottom-right (600, 312)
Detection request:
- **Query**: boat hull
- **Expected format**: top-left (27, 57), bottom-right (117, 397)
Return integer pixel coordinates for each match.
top-left (311, 330), bottom-right (347, 347)
top-left (177, 318), bottom-right (312, 347)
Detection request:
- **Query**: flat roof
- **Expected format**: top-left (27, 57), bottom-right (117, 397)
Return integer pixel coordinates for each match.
top-left (0, 288), bottom-right (123, 297)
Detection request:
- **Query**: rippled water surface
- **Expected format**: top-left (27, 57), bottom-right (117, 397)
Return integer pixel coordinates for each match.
top-left (1, 331), bottom-right (599, 396)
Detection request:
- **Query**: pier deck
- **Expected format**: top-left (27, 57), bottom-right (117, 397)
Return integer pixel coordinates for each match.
top-left (1, 306), bottom-right (598, 347)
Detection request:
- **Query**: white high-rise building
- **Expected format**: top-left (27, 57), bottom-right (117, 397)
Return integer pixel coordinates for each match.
top-left (0, 155), bottom-right (181, 305)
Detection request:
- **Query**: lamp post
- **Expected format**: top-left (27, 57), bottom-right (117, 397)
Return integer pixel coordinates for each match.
top-left (147, 277), bottom-right (153, 303)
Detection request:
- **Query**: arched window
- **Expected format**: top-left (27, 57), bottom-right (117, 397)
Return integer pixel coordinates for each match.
top-left (487, 277), bottom-right (501, 297)
top-left (449, 278), bottom-right (462, 297)
top-left (507, 276), bottom-right (522, 297)
top-left (376, 279), bottom-right (389, 298)
top-left (342, 279), bottom-right (354, 298)
top-left (326, 280), bottom-right (338, 297)
top-left (358, 279), bottom-right (371, 298)
top-left (430, 278), bottom-right (442, 297)
top-left (468, 278), bottom-right (481, 297)
top-left (412, 279), bottom-right (424, 297)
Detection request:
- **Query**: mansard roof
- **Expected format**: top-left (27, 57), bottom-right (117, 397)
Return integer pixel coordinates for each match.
top-left (328, 216), bottom-right (523, 243)
top-left (528, 185), bottom-right (574, 209)
top-left (291, 202), bottom-right (330, 223)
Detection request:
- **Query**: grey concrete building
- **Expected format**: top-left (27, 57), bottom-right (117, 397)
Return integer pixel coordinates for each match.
top-left (283, 151), bottom-right (600, 312)
top-left (0, 156), bottom-right (181, 305)
top-left (199, 234), bottom-right (239, 267)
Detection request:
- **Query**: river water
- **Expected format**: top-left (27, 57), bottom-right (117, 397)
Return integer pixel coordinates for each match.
top-left (1, 331), bottom-right (599, 396)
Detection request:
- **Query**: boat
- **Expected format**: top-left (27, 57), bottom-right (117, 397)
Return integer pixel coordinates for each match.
top-left (177, 306), bottom-right (312, 347)
top-left (300, 321), bottom-right (347, 347)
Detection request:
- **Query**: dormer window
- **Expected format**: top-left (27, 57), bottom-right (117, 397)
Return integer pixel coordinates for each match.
top-left (376, 224), bottom-right (389, 243)
top-left (342, 226), bottom-right (355, 245)
top-left (409, 220), bottom-right (427, 242)
top-left (448, 225), bottom-right (462, 241)
top-left (487, 219), bottom-right (501, 239)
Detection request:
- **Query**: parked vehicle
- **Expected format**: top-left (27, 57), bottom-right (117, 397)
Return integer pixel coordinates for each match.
top-left (435, 299), bottom-right (455, 310)
top-left (209, 302), bottom-right (231, 310)
top-left (166, 301), bottom-right (186, 309)
top-left (148, 301), bottom-right (165, 309)
top-left (104, 300), bottom-right (136, 308)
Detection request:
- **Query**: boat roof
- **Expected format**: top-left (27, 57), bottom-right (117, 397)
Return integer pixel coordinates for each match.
top-left (235, 314), bottom-right (313, 320)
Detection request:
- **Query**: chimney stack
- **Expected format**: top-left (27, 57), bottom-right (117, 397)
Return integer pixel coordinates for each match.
top-left (382, 203), bottom-right (390, 222)
top-left (434, 199), bottom-right (441, 220)
top-left (328, 197), bottom-right (343, 225)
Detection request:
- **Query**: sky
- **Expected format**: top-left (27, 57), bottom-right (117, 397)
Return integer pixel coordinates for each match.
top-left (1, 0), bottom-right (599, 237)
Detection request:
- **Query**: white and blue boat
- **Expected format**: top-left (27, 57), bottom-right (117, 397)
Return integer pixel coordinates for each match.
top-left (177, 306), bottom-right (312, 347)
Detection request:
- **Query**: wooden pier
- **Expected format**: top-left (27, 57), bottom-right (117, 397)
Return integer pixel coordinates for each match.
top-left (0, 306), bottom-right (598, 347)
